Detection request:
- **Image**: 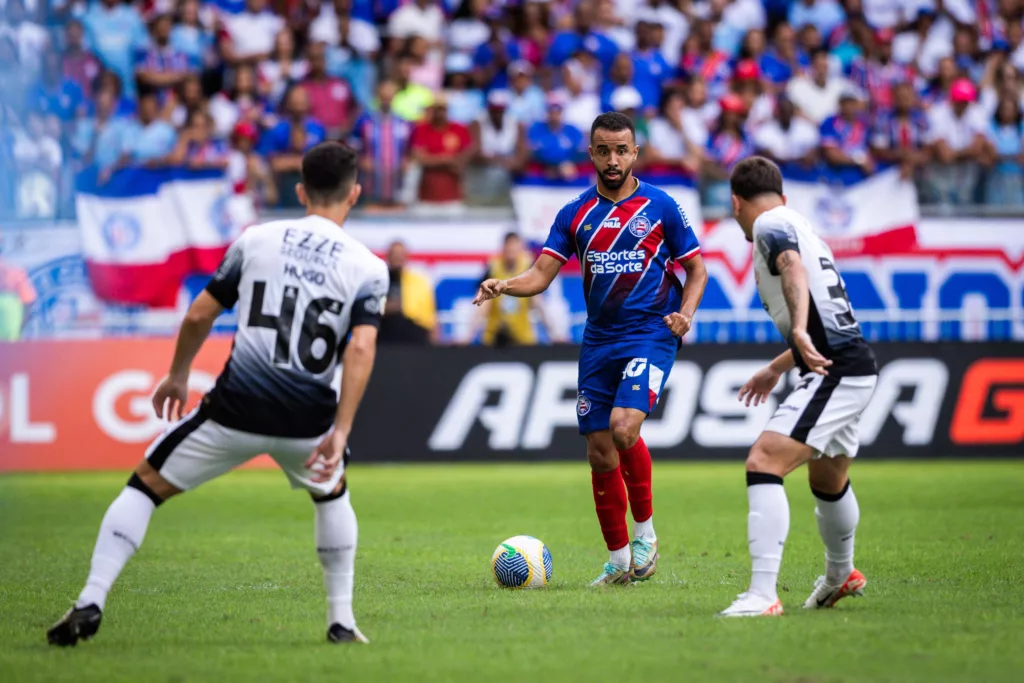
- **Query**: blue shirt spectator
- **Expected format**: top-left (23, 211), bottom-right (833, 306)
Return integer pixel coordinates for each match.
top-left (506, 62), bottom-right (546, 124)
top-left (788, 0), bottom-right (846, 41)
top-left (170, 0), bottom-right (215, 67)
top-left (134, 14), bottom-right (195, 99)
top-left (70, 87), bottom-right (131, 171)
top-left (527, 117), bottom-right (584, 168)
top-left (29, 52), bottom-right (85, 122)
top-left (546, 5), bottom-right (620, 72)
top-left (820, 93), bottom-right (873, 183)
top-left (81, 0), bottom-right (148, 98)
top-left (124, 92), bottom-right (178, 165)
top-left (631, 48), bottom-right (671, 112)
top-left (473, 32), bottom-right (522, 91)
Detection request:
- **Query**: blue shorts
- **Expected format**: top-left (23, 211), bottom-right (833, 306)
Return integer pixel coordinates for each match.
top-left (575, 337), bottom-right (679, 435)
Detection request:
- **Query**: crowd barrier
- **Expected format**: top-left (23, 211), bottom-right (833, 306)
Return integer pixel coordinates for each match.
top-left (1, 340), bottom-right (1020, 471)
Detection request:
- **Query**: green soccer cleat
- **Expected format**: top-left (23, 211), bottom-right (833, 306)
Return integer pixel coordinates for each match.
top-left (590, 562), bottom-right (631, 587)
top-left (629, 538), bottom-right (659, 581)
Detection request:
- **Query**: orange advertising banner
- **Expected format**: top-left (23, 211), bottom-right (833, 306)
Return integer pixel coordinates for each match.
top-left (0, 338), bottom-right (277, 472)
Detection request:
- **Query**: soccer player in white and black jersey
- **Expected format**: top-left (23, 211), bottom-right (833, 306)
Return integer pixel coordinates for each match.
top-left (48, 143), bottom-right (388, 645)
top-left (718, 156), bottom-right (878, 617)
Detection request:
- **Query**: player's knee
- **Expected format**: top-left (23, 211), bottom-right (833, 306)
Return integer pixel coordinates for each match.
top-left (587, 447), bottom-right (619, 473)
top-left (807, 461), bottom-right (848, 495)
top-left (609, 414), bottom-right (640, 452)
top-left (130, 461), bottom-right (182, 503)
top-left (745, 443), bottom-right (784, 478)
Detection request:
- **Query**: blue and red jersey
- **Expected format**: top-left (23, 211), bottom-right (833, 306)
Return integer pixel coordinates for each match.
top-left (542, 180), bottom-right (701, 343)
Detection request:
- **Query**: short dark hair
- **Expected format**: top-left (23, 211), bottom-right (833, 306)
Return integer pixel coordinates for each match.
top-left (301, 142), bottom-right (358, 206)
top-left (503, 231), bottom-right (522, 244)
top-left (590, 111), bottom-right (635, 141)
top-left (730, 156), bottom-right (784, 200)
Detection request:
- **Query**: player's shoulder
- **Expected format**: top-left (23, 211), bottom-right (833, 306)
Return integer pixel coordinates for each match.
top-left (753, 206), bottom-right (804, 237)
top-left (637, 180), bottom-right (677, 204)
top-left (338, 231), bottom-right (388, 275)
top-left (558, 185), bottom-right (599, 216)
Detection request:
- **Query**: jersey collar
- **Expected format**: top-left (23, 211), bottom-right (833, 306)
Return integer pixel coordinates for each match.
top-left (596, 176), bottom-right (641, 204)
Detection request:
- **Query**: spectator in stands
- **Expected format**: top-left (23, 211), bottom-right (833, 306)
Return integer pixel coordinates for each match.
top-left (686, 76), bottom-right (719, 130)
top-left (758, 21), bottom-right (804, 87)
top-left (94, 69), bottom-right (135, 117)
top-left (171, 0), bottom-right (215, 69)
top-left (123, 89), bottom-right (177, 168)
top-left (731, 60), bottom-right (774, 134)
top-left (171, 110), bottom-right (230, 170)
top-left (925, 79), bottom-right (990, 206)
top-left (301, 42), bottom-right (358, 139)
top-left (985, 94), bottom-right (1024, 206)
top-left (703, 93), bottom-right (753, 206)
top-left (953, 25), bottom-right (984, 83)
top-left (209, 65), bottom-right (270, 139)
top-left (2, 0), bottom-right (48, 77)
top-left (29, 51), bottom-right (84, 123)
top-left (81, 0), bottom-right (147, 97)
top-left (595, 0), bottom-right (632, 51)
top-left (519, 92), bottom-right (584, 182)
top-left (601, 52), bottom-right (635, 112)
top-left (849, 28), bottom-right (914, 114)
top-left (259, 84), bottom-right (325, 183)
top-left (169, 74), bottom-right (205, 129)
top-left (632, 16), bottom-right (672, 116)
top-left (220, 0), bottom-right (285, 65)
top-left (405, 34), bottom-right (444, 91)
top-left (789, 0), bottom-right (847, 41)
top-left (71, 85), bottom-right (129, 171)
top-left (788, 47), bottom-right (850, 124)
top-left (259, 29), bottom-right (308, 107)
top-left (352, 79), bottom-right (411, 209)
top-left (708, 0), bottom-right (768, 58)
top-left (449, 0), bottom-right (490, 54)
top-left (680, 19), bottom-right (732, 100)
top-left (0, 36), bottom-right (28, 117)
top-left (797, 23), bottom-right (824, 58)
top-left (644, 88), bottom-right (705, 176)
top-left (922, 56), bottom-right (960, 108)
top-left (409, 94), bottom-right (474, 212)
top-left (61, 19), bottom-right (101, 98)
top-left (469, 89), bottom-right (520, 204)
top-left (870, 82), bottom-right (929, 180)
top-left (443, 53), bottom-right (484, 125)
top-left (820, 88), bottom-right (875, 183)
top-left (558, 60), bottom-right (601, 134)
top-left (546, 0), bottom-right (619, 72)
top-left (468, 232), bottom-right (559, 346)
top-left (227, 120), bottom-right (278, 207)
top-left (391, 53), bottom-right (434, 122)
top-left (513, 0), bottom-right (550, 66)
top-left (641, 0), bottom-right (688, 67)
top-left (310, 0), bottom-right (380, 59)
top-left (388, 0), bottom-right (446, 45)
top-left (980, 56), bottom-right (1024, 119)
top-left (753, 94), bottom-right (820, 176)
top-left (0, 243), bottom-right (36, 340)
top-left (473, 8), bottom-right (521, 91)
top-left (891, 6), bottom-right (945, 78)
top-left (379, 240), bottom-right (437, 345)
top-left (134, 10), bottom-right (193, 97)
top-left (10, 111), bottom-right (62, 215)
top-left (507, 60), bottom-right (546, 124)
top-left (610, 86), bottom-right (648, 144)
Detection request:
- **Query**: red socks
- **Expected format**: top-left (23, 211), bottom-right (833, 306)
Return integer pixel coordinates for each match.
top-left (619, 437), bottom-right (653, 523)
top-left (591, 468), bottom-right (629, 551)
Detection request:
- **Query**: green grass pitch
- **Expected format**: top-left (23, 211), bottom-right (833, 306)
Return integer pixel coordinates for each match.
top-left (2, 461), bottom-right (1022, 682)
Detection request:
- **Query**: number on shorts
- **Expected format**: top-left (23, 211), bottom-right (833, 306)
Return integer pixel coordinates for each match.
top-left (817, 258), bottom-right (857, 329)
top-left (248, 281), bottom-right (344, 373)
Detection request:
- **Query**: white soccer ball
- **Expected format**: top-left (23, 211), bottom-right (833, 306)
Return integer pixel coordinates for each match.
top-left (491, 535), bottom-right (553, 589)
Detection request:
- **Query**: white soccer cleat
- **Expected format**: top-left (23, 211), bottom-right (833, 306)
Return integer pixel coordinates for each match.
top-left (717, 592), bottom-right (784, 618)
top-left (803, 568), bottom-right (867, 609)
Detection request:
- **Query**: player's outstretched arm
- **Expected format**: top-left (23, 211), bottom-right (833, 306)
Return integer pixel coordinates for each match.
top-left (307, 325), bottom-right (378, 483)
top-left (738, 350), bottom-right (795, 407)
top-left (472, 253), bottom-right (563, 306)
top-left (664, 254), bottom-right (708, 337)
top-left (153, 291), bottom-right (224, 420)
top-left (776, 251), bottom-right (832, 375)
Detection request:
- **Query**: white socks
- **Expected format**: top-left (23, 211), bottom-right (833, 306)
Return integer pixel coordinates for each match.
top-left (746, 473), bottom-right (790, 602)
top-left (314, 491), bottom-right (358, 630)
top-left (633, 516), bottom-right (656, 543)
top-left (813, 480), bottom-right (859, 585)
top-left (76, 487), bottom-right (156, 610)
top-left (609, 545), bottom-right (631, 569)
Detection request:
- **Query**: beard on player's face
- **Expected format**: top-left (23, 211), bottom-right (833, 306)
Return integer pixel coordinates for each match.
top-left (599, 162), bottom-right (632, 189)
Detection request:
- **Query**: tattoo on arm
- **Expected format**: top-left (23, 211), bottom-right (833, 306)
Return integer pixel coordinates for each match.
top-left (776, 250), bottom-right (808, 332)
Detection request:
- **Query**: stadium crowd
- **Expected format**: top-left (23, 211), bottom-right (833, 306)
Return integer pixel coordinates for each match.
top-left (2, 0), bottom-right (1024, 220)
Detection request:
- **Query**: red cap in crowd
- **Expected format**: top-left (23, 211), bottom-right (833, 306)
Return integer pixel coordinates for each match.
top-left (232, 121), bottom-right (259, 142)
top-left (720, 93), bottom-right (748, 114)
top-left (949, 79), bottom-right (977, 104)
top-left (874, 28), bottom-right (895, 44)
top-left (733, 60), bottom-right (760, 82)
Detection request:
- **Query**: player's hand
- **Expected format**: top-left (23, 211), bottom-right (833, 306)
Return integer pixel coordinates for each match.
top-left (738, 365), bottom-right (783, 407)
top-left (152, 375), bottom-right (190, 421)
top-left (473, 278), bottom-right (508, 305)
top-left (663, 311), bottom-right (693, 337)
top-left (306, 428), bottom-right (348, 484)
top-left (793, 330), bottom-right (833, 376)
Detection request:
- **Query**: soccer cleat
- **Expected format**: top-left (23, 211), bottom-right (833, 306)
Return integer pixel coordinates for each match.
top-left (803, 568), bottom-right (867, 609)
top-left (717, 592), bottom-right (784, 617)
top-left (589, 562), bottom-right (631, 587)
top-left (47, 604), bottom-right (102, 647)
top-left (629, 539), bottom-right (659, 581)
top-left (327, 623), bottom-right (369, 644)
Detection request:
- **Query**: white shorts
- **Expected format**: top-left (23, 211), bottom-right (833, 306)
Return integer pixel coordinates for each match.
top-left (145, 408), bottom-right (344, 497)
top-left (764, 374), bottom-right (877, 458)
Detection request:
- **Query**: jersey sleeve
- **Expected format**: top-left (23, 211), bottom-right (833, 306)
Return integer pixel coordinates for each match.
top-left (541, 203), bottom-right (574, 264)
top-left (204, 232), bottom-right (247, 309)
top-left (754, 218), bottom-right (801, 276)
top-left (350, 259), bottom-right (390, 329)
top-left (663, 197), bottom-right (701, 262)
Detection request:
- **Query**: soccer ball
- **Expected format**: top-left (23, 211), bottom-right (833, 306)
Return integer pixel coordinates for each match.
top-left (491, 535), bottom-right (553, 589)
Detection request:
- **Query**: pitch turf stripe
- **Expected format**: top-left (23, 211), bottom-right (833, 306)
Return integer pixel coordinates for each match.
top-left (790, 376), bottom-right (840, 444)
top-left (147, 408), bottom-right (208, 471)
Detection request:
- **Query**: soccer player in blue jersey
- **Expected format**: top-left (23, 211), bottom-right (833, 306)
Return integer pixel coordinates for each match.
top-left (473, 112), bottom-right (708, 585)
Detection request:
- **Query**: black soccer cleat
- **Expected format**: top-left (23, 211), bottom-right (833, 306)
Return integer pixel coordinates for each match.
top-left (47, 604), bottom-right (102, 647)
top-left (327, 623), bottom-right (369, 644)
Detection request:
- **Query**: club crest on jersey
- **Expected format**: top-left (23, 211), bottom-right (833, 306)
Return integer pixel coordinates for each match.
top-left (627, 215), bottom-right (653, 238)
top-left (576, 393), bottom-right (592, 416)
top-left (601, 217), bottom-right (621, 229)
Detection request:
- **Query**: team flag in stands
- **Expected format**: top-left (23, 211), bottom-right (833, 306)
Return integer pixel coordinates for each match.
top-left (76, 167), bottom-right (256, 307)
top-left (511, 173), bottom-right (704, 250)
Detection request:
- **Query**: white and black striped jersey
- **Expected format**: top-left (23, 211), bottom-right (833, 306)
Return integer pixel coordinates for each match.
top-left (203, 215), bottom-right (389, 437)
top-left (752, 205), bottom-right (876, 377)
